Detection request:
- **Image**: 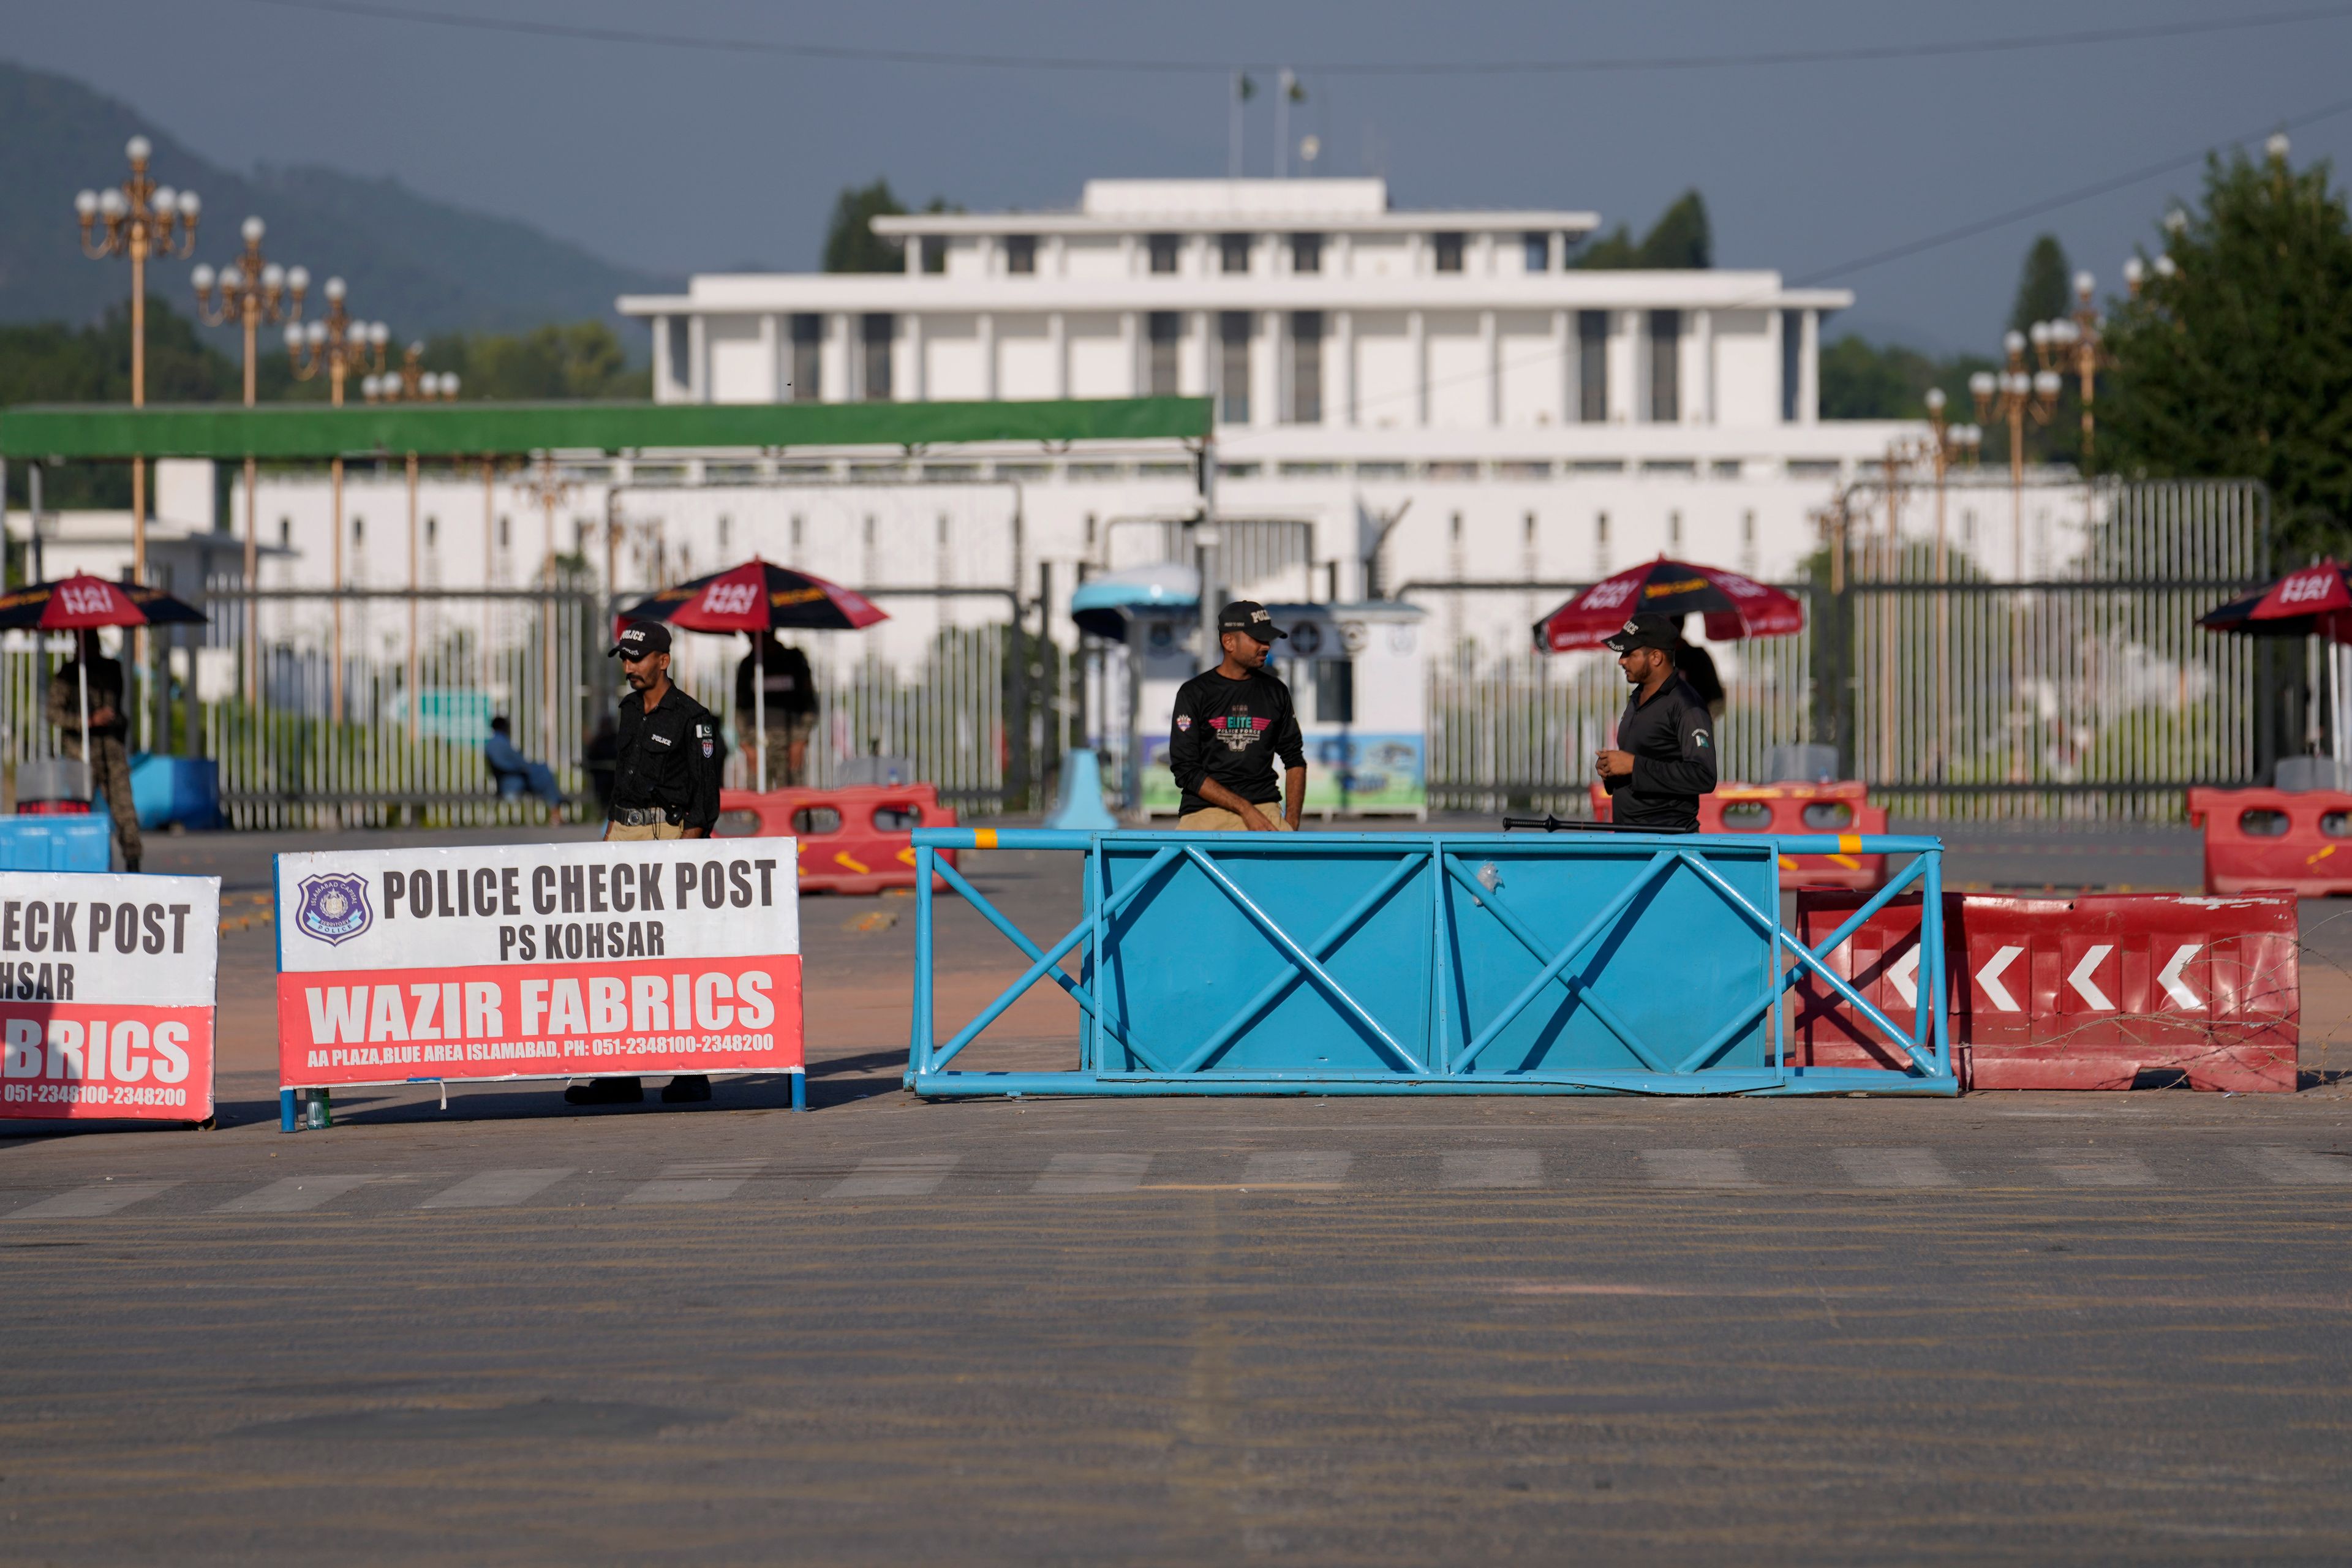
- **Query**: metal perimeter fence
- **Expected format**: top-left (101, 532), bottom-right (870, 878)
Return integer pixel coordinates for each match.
top-left (0, 585), bottom-right (1031, 829)
top-left (1420, 479), bottom-right (2276, 823)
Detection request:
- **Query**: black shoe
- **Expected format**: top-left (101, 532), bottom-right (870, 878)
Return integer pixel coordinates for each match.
top-left (660, 1075), bottom-right (712, 1104)
top-left (564, 1077), bottom-right (644, 1105)
top-left (124, 855), bottom-right (141, 874)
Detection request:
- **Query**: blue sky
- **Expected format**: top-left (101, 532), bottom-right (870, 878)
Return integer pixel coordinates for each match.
top-left (17, 0), bottom-right (2352, 353)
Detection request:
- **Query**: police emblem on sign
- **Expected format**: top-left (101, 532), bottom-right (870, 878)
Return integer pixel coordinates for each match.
top-left (295, 872), bottom-right (373, 946)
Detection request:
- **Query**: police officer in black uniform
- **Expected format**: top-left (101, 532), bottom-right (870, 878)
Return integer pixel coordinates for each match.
top-left (569, 619), bottom-right (724, 1107)
top-left (1595, 612), bottom-right (1717, 832)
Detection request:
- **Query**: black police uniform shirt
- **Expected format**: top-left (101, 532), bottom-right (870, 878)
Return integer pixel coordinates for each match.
top-left (1606, 674), bottom-right (1719, 831)
top-left (611, 682), bottom-right (723, 829)
top-left (1167, 667), bottom-right (1306, 817)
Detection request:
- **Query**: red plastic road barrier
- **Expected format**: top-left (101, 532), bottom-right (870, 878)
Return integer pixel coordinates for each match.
top-left (2185, 786), bottom-right (2352, 895)
top-left (1588, 779), bottom-right (1888, 889)
top-left (1792, 889), bottom-right (2298, 1091)
top-left (718, 783), bottom-right (959, 896)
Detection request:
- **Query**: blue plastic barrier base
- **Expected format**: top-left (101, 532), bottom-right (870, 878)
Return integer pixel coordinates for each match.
top-left (910, 1067), bottom-right (1956, 1099)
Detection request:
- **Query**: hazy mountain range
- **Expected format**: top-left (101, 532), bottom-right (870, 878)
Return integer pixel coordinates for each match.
top-left (0, 59), bottom-right (677, 345)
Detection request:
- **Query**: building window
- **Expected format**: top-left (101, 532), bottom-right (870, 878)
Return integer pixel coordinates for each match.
top-left (1668, 510), bottom-right (1683, 548)
top-left (1314, 659), bottom-right (1354, 724)
top-left (1433, 232), bottom-right (1465, 273)
top-left (1218, 311), bottom-right (1252, 424)
top-left (425, 514), bottom-right (438, 548)
top-left (1219, 233), bottom-right (1253, 274)
top-left (1578, 311), bottom-right (1609, 423)
top-left (279, 516), bottom-right (290, 548)
top-left (1147, 311), bottom-right (1182, 397)
top-left (1287, 312), bottom-right (1323, 424)
top-left (1524, 510), bottom-right (1537, 543)
top-left (497, 514), bottom-right (510, 548)
top-left (791, 514), bottom-right (804, 551)
top-left (861, 314), bottom-right (894, 401)
top-left (919, 236), bottom-right (946, 273)
top-left (352, 514), bottom-right (365, 544)
top-left (1781, 309), bottom-right (1803, 422)
top-left (1450, 511), bottom-right (1463, 543)
top-left (790, 314), bottom-right (822, 402)
top-left (1291, 233), bottom-right (1322, 274)
top-left (1523, 232), bottom-right (1550, 272)
top-left (1649, 309), bottom-right (1681, 423)
top-left (718, 516), bottom-right (731, 552)
top-left (665, 315), bottom-right (690, 393)
top-left (1005, 235), bottom-right (1037, 274)
top-left (1596, 511), bottom-right (1610, 545)
top-left (1148, 233), bottom-right (1180, 274)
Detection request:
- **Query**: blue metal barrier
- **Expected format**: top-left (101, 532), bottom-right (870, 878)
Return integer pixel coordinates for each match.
top-left (907, 827), bottom-right (1952, 1098)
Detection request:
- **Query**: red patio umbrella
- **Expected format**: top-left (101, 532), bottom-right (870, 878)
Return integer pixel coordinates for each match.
top-left (614, 559), bottom-right (888, 791)
top-left (1534, 556), bottom-right (1804, 653)
top-left (2196, 560), bottom-right (2352, 641)
top-left (0, 573), bottom-right (208, 763)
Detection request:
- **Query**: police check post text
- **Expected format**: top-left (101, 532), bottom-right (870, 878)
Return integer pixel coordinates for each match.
top-left (274, 840), bottom-right (804, 1092)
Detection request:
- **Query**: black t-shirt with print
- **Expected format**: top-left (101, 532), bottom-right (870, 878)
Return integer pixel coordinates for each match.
top-left (1167, 668), bottom-right (1306, 817)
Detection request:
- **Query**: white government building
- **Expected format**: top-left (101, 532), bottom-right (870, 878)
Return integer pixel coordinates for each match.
top-left (34, 178), bottom-right (1947, 689)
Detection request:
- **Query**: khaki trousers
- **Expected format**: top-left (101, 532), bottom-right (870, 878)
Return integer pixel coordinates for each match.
top-left (607, 819), bottom-right (685, 842)
top-left (1178, 807), bottom-right (1295, 832)
top-left (62, 733), bottom-right (140, 865)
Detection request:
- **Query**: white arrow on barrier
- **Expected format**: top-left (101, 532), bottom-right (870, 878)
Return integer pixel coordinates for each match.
top-left (1888, 946), bottom-right (1920, 1009)
top-left (1976, 945), bottom-right (2025, 1012)
top-left (2157, 943), bottom-right (2204, 1011)
top-left (2067, 944), bottom-right (2116, 1011)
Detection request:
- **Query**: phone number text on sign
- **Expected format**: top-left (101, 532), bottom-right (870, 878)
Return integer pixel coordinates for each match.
top-left (273, 840), bottom-right (801, 1090)
top-left (0, 871), bottom-right (221, 1124)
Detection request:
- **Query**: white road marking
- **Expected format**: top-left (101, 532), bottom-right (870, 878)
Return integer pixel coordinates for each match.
top-left (1241, 1151), bottom-right (1351, 1188)
top-left (1640, 1149), bottom-right (1756, 1188)
top-left (2234, 1146), bottom-right (2352, 1185)
top-left (826, 1154), bottom-right (960, 1199)
top-left (1441, 1150), bottom-right (1541, 1189)
top-left (2067, 944), bottom-right (2116, 1011)
top-left (1977, 946), bottom-right (2025, 1012)
top-left (624, 1158), bottom-right (769, 1205)
top-left (2157, 944), bottom-right (2204, 1011)
top-left (1031, 1153), bottom-right (1151, 1194)
top-left (2036, 1147), bottom-right (2155, 1186)
top-left (1833, 1147), bottom-right (1958, 1188)
top-left (420, 1168), bottom-right (575, 1210)
top-left (215, 1175), bottom-right (381, 1214)
top-left (6, 1180), bottom-right (178, 1220)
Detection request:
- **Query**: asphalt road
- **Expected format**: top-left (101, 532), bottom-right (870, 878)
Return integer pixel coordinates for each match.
top-left (4, 820), bottom-right (2350, 1564)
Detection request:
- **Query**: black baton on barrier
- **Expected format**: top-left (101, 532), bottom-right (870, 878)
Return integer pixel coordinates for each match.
top-left (1500, 815), bottom-right (1697, 834)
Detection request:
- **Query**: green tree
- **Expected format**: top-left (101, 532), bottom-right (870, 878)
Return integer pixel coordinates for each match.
top-left (1575, 190), bottom-right (1713, 270)
top-left (2008, 233), bottom-right (2073, 336)
top-left (1818, 335), bottom-right (1995, 421)
top-left (421, 321), bottom-right (646, 401)
top-left (2103, 146), bottom-right (2352, 552)
top-left (824, 178), bottom-right (910, 273)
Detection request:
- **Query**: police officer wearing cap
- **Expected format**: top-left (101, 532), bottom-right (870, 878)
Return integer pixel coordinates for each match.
top-left (572, 619), bottom-right (723, 1107)
top-left (1168, 600), bottom-right (1306, 831)
top-left (1596, 611), bottom-right (1718, 832)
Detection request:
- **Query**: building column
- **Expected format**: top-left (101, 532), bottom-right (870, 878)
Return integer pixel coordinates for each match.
top-left (1050, 312), bottom-right (1069, 399)
top-left (1336, 309), bottom-right (1356, 426)
top-left (1692, 308), bottom-right (1713, 426)
top-left (1611, 310), bottom-right (1637, 424)
top-left (1480, 309), bottom-right (1499, 426)
top-left (1799, 309), bottom-right (1820, 425)
top-left (1335, 233), bottom-right (1353, 277)
top-left (980, 312), bottom-right (998, 401)
top-left (907, 313), bottom-right (926, 402)
top-left (1476, 232), bottom-right (1496, 276)
top-left (1551, 309), bottom-right (1571, 425)
top-left (759, 312), bottom-right (780, 402)
top-left (1409, 309), bottom-right (1428, 426)
top-left (1118, 311), bottom-right (1137, 396)
top-left (1769, 308), bottom-right (1789, 422)
top-left (1257, 310), bottom-right (1281, 428)
top-left (1196, 310), bottom-right (1216, 402)
top-left (1052, 235), bottom-right (1071, 276)
top-left (687, 314), bottom-right (708, 402)
top-left (826, 313), bottom-right (852, 403)
top-left (654, 315), bottom-right (676, 402)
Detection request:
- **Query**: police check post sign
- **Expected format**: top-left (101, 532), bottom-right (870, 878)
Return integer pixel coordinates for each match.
top-left (0, 872), bottom-right (221, 1122)
top-left (274, 840), bottom-right (801, 1090)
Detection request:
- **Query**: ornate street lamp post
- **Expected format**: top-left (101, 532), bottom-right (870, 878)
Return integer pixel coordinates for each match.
top-left (1969, 333), bottom-right (2064, 582)
top-left (285, 279), bottom-right (387, 723)
top-left (363, 353), bottom-right (460, 741)
top-left (194, 219), bottom-right (307, 703)
top-left (75, 136), bottom-right (200, 592)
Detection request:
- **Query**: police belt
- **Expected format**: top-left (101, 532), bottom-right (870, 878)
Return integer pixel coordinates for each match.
top-left (609, 805), bottom-right (680, 827)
